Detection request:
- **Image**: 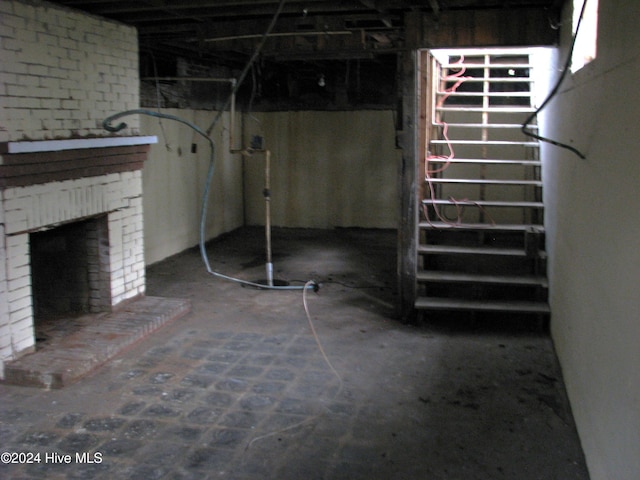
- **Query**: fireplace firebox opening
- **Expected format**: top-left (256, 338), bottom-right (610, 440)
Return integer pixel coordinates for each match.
top-left (29, 216), bottom-right (111, 332)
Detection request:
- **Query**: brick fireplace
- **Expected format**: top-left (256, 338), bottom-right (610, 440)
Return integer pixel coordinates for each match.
top-left (0, 136), bottom-right (156, 378)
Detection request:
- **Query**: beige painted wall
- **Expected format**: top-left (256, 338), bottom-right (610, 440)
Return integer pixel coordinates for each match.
top-left (542, 1), bottom-right (640, 479)
top-left (142, 109), bottom-right (400, 265)
top-left (243, 111), bottom-right (401, 229)
top-left (141, 110), bottom-right (244, 265)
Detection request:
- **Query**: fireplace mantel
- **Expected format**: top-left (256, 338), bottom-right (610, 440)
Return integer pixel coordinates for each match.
top-left (2, 136), bottom-right (157, 155)
top-left (0, 136), bottom-right (158, 189)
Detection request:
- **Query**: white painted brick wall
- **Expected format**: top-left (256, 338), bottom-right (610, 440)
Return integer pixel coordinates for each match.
top-left (0, 0), bottom-right (140, 143)
top-left (0, 0), bottom-right (148, 378)
top-left (0, 225), bottom-right (9, 377)
top-left (0, 172), bottom-right (145, 377)
top-left (0, 176), bottom-right (139, 235)
top-left (1, 232), bottom-right (34, 378)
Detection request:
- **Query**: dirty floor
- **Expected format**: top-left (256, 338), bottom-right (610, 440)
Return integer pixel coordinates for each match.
top-left (0, 227), bottom-right (589, 479)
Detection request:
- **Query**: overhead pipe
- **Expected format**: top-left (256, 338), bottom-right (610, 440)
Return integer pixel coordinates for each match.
top-left (141, 77), bottom-right (236, 83)
top-left (203, 30), bottom-right (352, 43)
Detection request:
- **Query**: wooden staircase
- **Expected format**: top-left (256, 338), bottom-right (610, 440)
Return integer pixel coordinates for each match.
top-left (416, 51), bottom-right (550, 322)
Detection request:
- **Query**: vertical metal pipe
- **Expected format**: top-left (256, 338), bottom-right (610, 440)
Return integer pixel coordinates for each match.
top-left (230, 90), bottom-right (237, 150)
top-left (265, 150), bottom-right (273, 286)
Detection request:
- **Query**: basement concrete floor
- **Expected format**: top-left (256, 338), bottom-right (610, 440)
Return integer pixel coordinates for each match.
top-left (0, 227), bottom-right (589, 479)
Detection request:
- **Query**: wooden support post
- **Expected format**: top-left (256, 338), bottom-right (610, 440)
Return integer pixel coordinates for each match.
top-left (397, 48), bottom-right (421, 322)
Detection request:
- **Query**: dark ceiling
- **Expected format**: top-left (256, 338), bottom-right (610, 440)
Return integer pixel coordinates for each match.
top-left (51, 0), bottom-right (563, 109)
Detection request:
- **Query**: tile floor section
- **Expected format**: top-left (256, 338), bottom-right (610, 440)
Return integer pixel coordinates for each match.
top-left (0, 227), bottom-right (590, 479)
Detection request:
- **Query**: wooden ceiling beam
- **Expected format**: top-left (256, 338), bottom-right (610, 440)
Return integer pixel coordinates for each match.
top-left (408, 6), bottom-right (559, 49)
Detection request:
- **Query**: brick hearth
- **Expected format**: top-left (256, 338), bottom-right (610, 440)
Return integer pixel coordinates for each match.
top-left (2, 296), bottom-right (190, 389)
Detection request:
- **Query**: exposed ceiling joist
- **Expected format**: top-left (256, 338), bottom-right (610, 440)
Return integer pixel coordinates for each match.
top-left (50, 0), bottom-right (563, 108)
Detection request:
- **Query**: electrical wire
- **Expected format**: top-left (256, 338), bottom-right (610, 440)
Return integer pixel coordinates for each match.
top-left (246, 280), bottom-right (343, 449)
top-left (424, 57), bottom-right (472, 227)
top-left (521, 0), bottom-right (589, 160)
top-left (424, 54), bottom-right (522, 228)
top-left (303, 280), bottom-right (343, 389)
top-left (146, 49), bottom-right (171, 151)
top-left (247, 64), bottom-right (264, 134)
top-left (205, 0), bottom-right (287, 137)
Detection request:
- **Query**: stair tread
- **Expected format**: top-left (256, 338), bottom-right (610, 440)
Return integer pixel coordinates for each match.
top-left (445, 77), bottom-right (533, 83)
top-left (415, 297), bottom-right (550, 314)
top-left (441, 63), bottom-right (533, 69)
top-left (434, 123), bottom-right (538, 129)
top-left (417, 270), bottom-right (548, 287)
top-left (437, 106), bottom-right (536, 113)
top-left (437, 91), bottom-right (531, 97)
top-left (422, 199), bottom-right (544, 208)
top-left (425, 178), bottom-right (542, 186)
top-left (419, 221), bottom-right (545, 232)
top-left (430, 139), bottom-right (538, 146)
top-left (418, 244), bottom-right (546, 257)
top-left (426, 158), bottom-right (541, 166)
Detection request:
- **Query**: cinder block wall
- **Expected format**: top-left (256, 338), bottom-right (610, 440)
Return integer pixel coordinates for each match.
top-left (0, 0), bottom-right (140, 142)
